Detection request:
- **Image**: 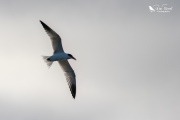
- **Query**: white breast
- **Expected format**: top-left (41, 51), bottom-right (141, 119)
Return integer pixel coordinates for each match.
top-left (50, 53), bottom-right (69, 61)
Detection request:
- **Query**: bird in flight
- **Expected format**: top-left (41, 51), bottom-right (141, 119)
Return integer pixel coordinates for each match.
top-left (149, 6), bottom-right (155, 12)
top-left (40, 20), bottom-right (76, 99)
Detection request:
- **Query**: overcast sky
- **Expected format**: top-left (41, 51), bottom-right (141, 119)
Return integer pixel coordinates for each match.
top-left (0, 0), bottom-right (179, 120)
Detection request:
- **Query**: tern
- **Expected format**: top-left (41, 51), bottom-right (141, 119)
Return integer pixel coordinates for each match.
top-left (149, 6), bottom-right (155, 12)
top-left (40, 20), bottom-right (76, 99)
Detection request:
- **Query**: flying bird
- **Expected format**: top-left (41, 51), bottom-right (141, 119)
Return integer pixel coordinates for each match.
top-left (149, 6), bottom-right (155, 12)
top-left (40, 20), bottom-right (76, 99)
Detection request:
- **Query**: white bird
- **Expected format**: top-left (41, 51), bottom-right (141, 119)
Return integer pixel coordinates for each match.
top-left (40, 20), bottom-right (76, 99)
top-left (149, 6), bottom-right (155, 12)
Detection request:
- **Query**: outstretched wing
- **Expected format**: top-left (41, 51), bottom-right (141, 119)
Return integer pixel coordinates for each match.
top-left (40, 20), bottom-right (64, 53)
top-left (58, 60), bottom-right (76, 99)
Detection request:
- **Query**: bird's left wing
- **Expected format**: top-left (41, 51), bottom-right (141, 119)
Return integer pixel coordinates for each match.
top-left (58, 60), bottom-right (76, 99)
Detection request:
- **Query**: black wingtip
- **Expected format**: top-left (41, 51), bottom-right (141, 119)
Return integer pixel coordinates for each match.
top-left (72, 92), bottom-right (76, 99)
top-left (39, 20), bottom-right (43, 24)
top-left (39, 20), bottom-right (45, 26)
top-left (71, 85), bottom-right (76, 99)
top-left (39, 20), bottom-right (52, 31)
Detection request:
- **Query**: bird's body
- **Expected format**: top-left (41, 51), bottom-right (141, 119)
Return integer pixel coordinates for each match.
top-left (40, 20), bottom-right (77, 99)
top-left (48, 53), bottom-right (71, 61)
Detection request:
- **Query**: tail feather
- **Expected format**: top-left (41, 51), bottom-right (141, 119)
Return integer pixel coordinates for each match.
top-left (42, 56), bottom-right (53, 68)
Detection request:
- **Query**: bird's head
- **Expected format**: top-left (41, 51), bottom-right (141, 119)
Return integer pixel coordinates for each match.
top-left (67, 54), bottom-right (76, 60)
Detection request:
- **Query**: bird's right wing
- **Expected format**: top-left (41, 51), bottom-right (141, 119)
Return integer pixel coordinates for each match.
top-left (40, 20), bottom-right (64, 53)
top-left (58, 60), bottom-right (76, 99)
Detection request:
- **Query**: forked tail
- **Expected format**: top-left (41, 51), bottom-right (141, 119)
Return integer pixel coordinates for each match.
top-left (42, 56), bottom-right (53, 68)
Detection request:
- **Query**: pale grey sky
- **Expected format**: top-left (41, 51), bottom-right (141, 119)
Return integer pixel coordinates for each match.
top-left (0, 0), bottom-right (180, 120)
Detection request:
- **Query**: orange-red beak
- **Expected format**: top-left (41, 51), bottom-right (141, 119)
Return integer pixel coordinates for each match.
top-left (72, 56), bottom-right (76, 60)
